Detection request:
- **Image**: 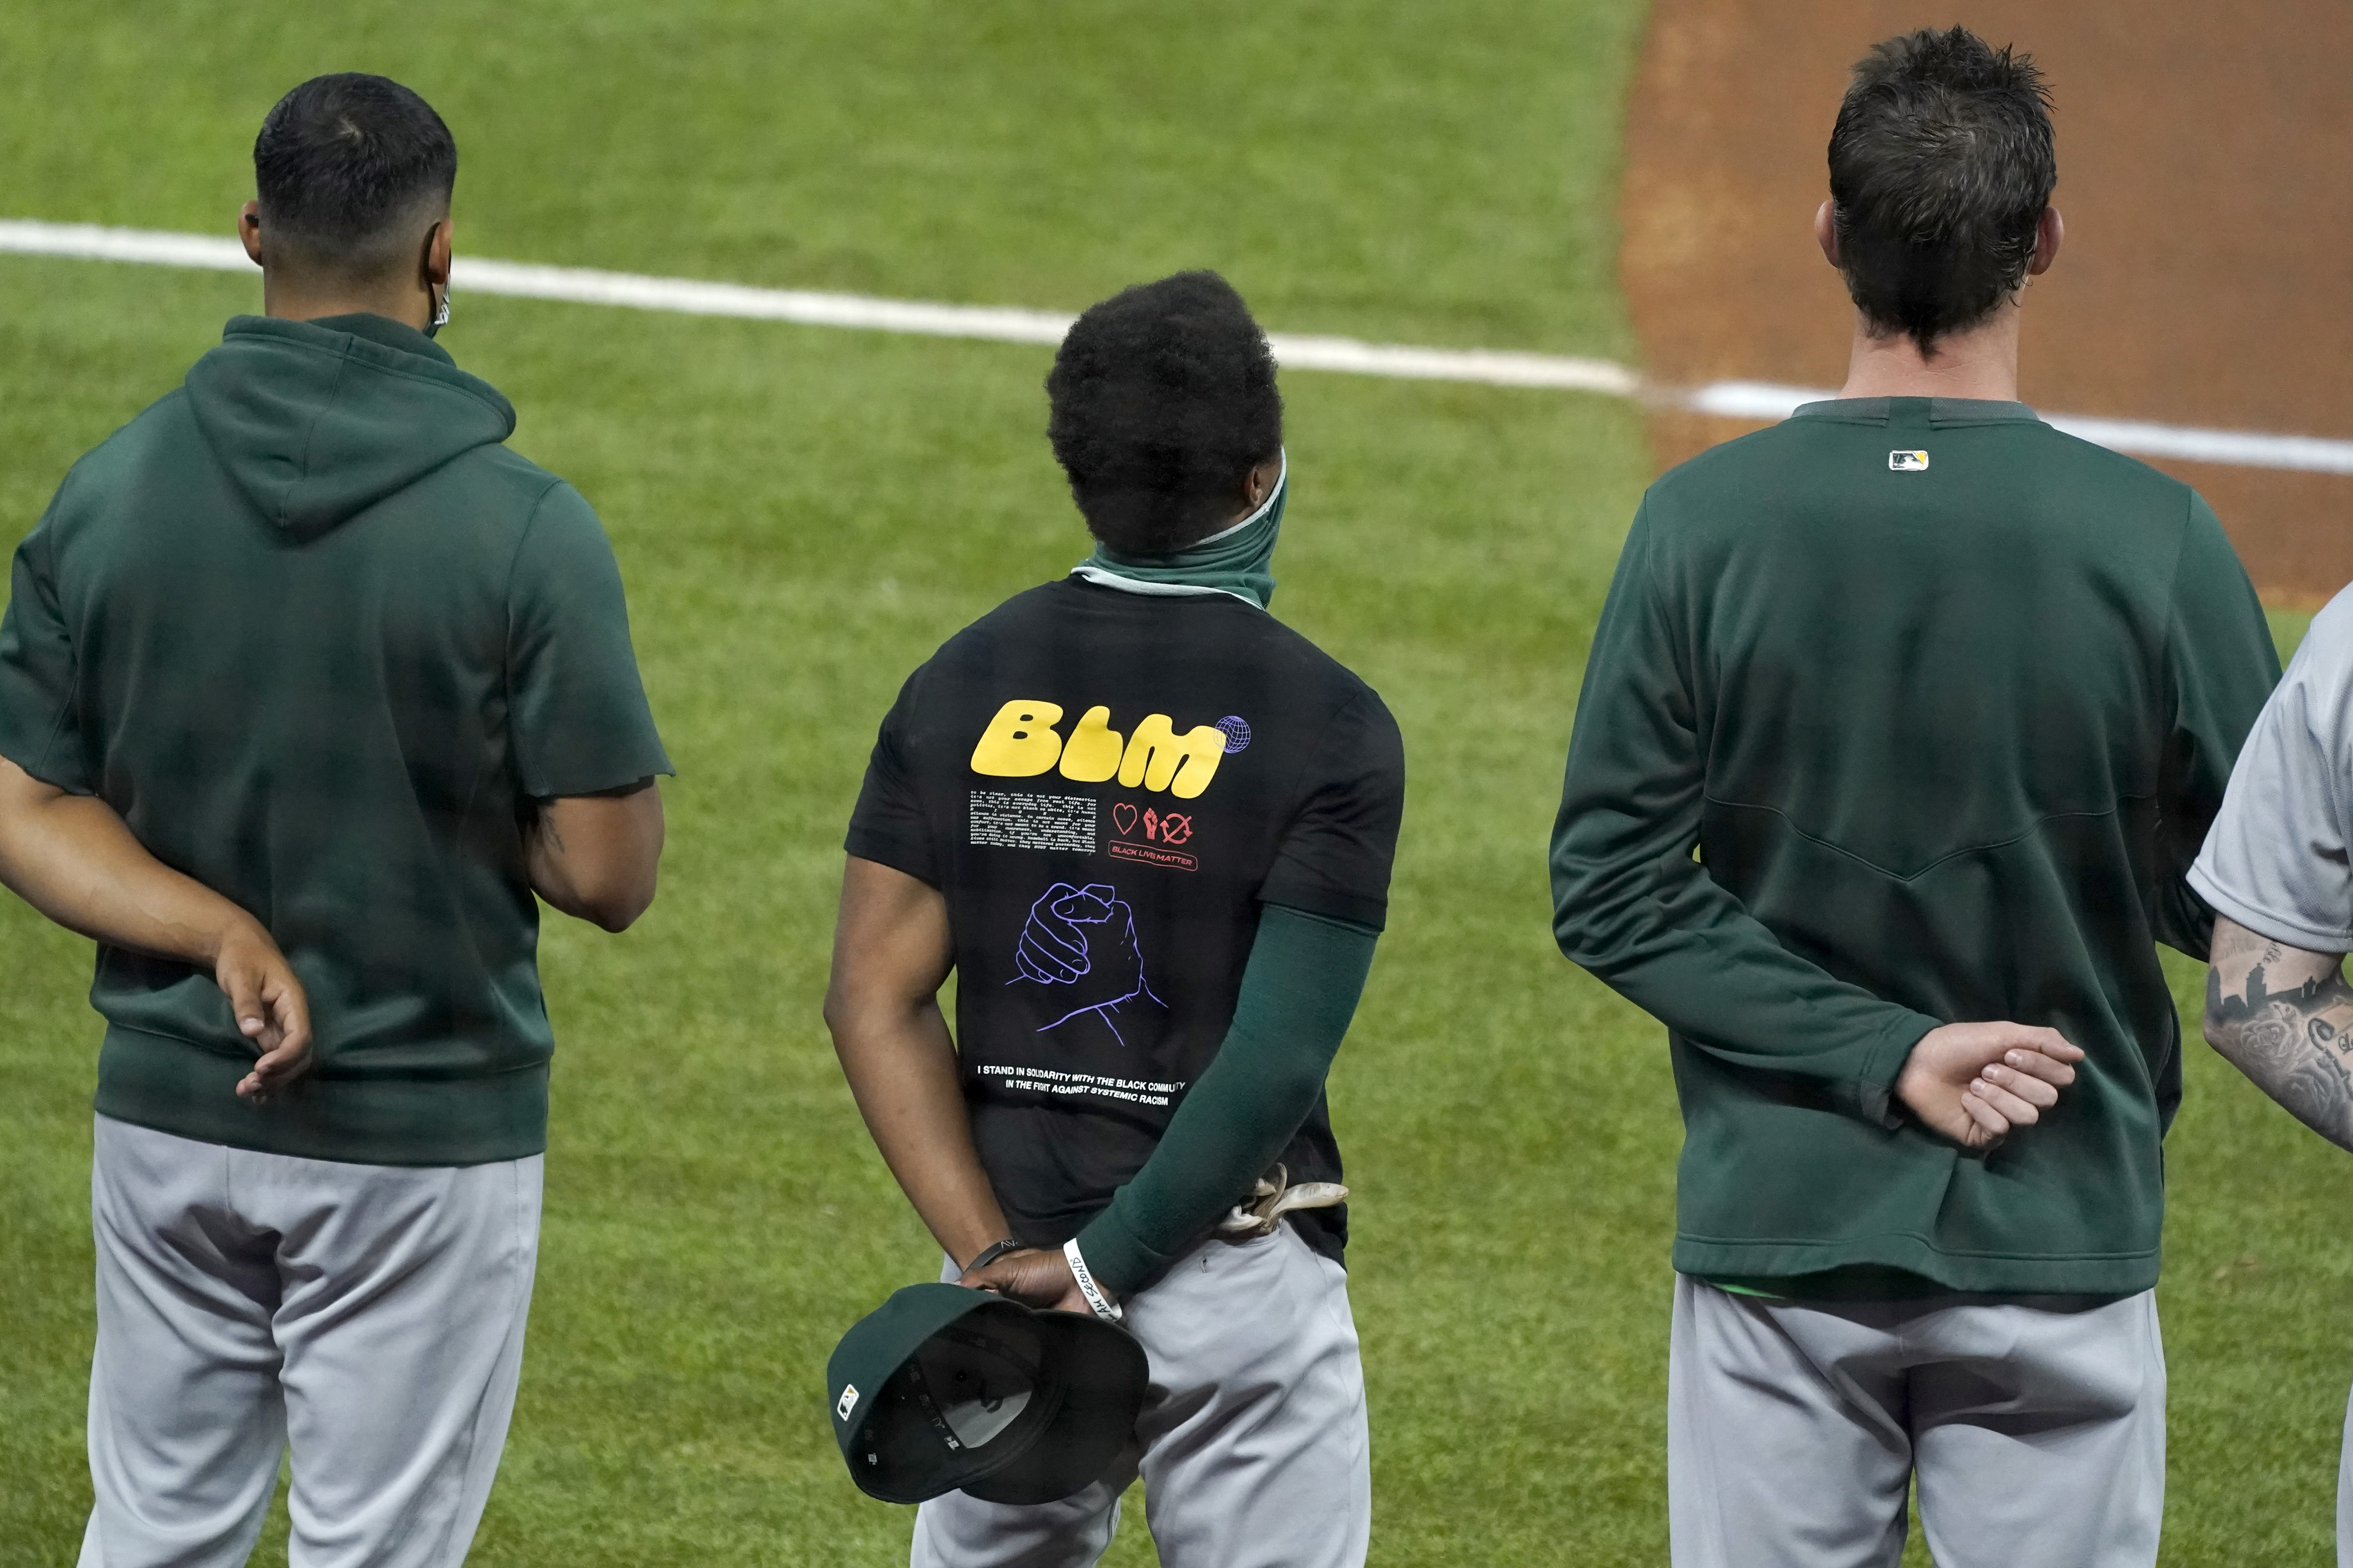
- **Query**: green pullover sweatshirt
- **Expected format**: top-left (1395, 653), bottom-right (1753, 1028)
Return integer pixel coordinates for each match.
top-left (1550, 398), bottom-right (2279, 1295)
top-left (0, 314), bottom-right (671, 1166)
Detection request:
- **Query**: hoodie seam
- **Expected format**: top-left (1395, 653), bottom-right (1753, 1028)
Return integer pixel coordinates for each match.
top-left (225, 324), bottom-right (514, 424)
top-left (501, 478), bottom-right (570, 607)
top-left (1699, 795), bottom-right (2143, 882)
top-left (24, 524), bottom-right (88, 791)
top-left (277, 349), bottom-right (352, 526)
top-left (500, 479), bottom-right (574, 800)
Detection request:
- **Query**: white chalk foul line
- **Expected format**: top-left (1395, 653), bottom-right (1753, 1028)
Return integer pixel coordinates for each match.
top-left (5, 220), bottom-right (2347, 474)
top-left (0, 221), bottom-right (1644, 396)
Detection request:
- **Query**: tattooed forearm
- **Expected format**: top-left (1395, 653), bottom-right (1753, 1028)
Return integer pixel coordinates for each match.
top-left (2205, 917), bottom-right (2353, 1151)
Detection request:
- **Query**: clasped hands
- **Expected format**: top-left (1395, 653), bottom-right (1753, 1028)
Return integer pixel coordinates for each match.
top-left (1897, 1021), bottom-right (2085, 1150)
top-left (957, 1246), bottom-right (1098, 1316)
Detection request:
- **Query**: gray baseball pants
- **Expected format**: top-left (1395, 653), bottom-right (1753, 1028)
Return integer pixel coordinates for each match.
top-left (1668, 1273), bottom-right (2165, 1568)
top-left (911, 1220), bottom-right (1370, 1568)
top-left (75, 1115), bottom-right (542, 1568)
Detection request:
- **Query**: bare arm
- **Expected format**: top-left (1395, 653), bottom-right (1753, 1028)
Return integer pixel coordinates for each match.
top-left (823, 855), bottom-right (1019, 1273)
top-left (527, 780), bottom-right (664, 932)
top-left (2204, 914), bottom-right (2353, 1151)
top-left (0, 755), bottom-right (310, 1099)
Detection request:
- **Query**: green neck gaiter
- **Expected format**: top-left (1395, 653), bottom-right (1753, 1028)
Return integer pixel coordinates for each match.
top-left (1072, 451), bottom-right (1287, 611)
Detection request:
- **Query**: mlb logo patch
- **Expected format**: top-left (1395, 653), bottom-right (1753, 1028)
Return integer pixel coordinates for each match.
top-left (836, 1384), bottom-right (860, 1421)
top-left (1889, 450), bottom-right (1930, 472)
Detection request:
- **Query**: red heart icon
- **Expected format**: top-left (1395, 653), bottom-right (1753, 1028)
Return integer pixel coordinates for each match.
top-left (1111, 803), bottom-right (1138, 837)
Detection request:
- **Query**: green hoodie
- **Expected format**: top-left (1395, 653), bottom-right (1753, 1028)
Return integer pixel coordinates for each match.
top-left (1550, 398), bottom-right (2279, 1296)
top-left (0, 314), bottom-right (671, 1166)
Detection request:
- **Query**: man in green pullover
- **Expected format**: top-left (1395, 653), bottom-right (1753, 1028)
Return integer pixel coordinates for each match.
top-left (1551, 30), bottom-right (2278, 1568)
top-left (0, 76), bottom-right (669, 1567)
top-left (827, 271), bottom-right (1403, 1566)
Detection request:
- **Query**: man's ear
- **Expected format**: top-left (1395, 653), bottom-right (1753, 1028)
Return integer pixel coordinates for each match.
top-left (1243, 454), bottom-right (1281, 511)
top-left (422, 217), bottom-right (453, 289)
top-left (239, 200), bottom-right (264, 267)
top-left (2027, 207), bottom-right (2063, 277)
top-left (1814, 199), bottom-right (1840, 268)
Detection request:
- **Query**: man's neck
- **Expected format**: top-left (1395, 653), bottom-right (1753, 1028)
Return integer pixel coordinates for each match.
top-left (1833, 308), bottom-right (2022, 403)
top-left (261, 279), bottom-right (432, 333)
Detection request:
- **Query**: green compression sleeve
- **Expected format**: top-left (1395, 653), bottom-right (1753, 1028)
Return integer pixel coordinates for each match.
top-left (1073, 903), bottom-right (1378, 1296)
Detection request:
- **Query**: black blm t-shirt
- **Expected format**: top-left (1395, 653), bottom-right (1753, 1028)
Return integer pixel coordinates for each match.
top-left (846, 579), bottom-right (1406, 1264)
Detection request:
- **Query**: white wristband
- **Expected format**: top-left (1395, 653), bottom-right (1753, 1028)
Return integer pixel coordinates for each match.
top-left (1063, 1237), bottom-right (1123, 1322)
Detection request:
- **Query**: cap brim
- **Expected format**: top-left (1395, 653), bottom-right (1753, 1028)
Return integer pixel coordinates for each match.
top-left (837, 1290), bottom-right (1054, 1504)
top-left (960, 1311), bottom-right (1148, 1505)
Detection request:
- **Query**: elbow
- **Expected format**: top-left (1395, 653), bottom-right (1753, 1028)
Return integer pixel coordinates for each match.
top-left (570, 868), bottom-right (658, 933)
top-left (821, 977), bottom-right (872, 1048)
top-left (585, 839), bottom-right (664, 931)
top-left (2202, 1000), bottom-right (2259, 1070)
top-left (585, 892), bottom-right (651, 933)
top-left (601, 871), bottom-right (660, 932)
top-left (1250, 1050), bottom-right (1333, 1120)
top-left (533, 789), bottom-right (664, 933)
top-left (1271, 1063), bottom-right (1329, 1117)
top-left (821, 983), bottom-right (901, 1053)
top-left (1548, 870), bottom-right (1646, 971)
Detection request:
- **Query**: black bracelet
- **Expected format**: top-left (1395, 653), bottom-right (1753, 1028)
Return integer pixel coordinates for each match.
top-left (963, 1238), bottom-right (1021, 1273)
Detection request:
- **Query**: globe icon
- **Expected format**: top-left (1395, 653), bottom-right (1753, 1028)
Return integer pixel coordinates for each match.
top-left (1216, 715), bottom-right (1252, 754)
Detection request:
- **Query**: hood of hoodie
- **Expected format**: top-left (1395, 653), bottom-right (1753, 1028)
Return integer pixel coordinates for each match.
top-left (185, 313), bottom-right (517, 540)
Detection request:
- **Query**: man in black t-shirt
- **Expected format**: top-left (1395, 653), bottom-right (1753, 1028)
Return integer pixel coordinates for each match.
top-left (827, 271), bottom-right (1404, 1567)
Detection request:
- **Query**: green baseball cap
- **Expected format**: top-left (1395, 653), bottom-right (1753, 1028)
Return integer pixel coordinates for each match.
top-left (827, 1283), bottom-right (1149, 1505)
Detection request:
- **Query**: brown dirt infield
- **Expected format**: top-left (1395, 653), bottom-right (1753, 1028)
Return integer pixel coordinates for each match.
top-left (1621, 2), bottom-right (2353, 606)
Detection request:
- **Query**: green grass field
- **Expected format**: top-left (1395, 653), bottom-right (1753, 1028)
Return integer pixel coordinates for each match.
top-left (2, 3), bottom-right (2349, 1564)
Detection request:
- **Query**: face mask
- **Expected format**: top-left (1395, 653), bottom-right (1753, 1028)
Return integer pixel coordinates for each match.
top-left (1070, 451), bottom-right (1287, 611)
top-left (425, 282), bottom-right (450, 339)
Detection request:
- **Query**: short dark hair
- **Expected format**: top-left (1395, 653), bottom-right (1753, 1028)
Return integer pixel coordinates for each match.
top-left (1046, 271), bottom-right (1283, 554)
top-left (254, 74), bottom-right (456, 273)
top-left (1827, 28), bottom-right (2055, 353)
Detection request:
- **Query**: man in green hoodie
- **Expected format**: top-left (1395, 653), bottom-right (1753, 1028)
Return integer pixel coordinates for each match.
top-left (1550, 29), bottom-right (2278, 1568)
top-left (0, 75), bottom-right (669, 1568)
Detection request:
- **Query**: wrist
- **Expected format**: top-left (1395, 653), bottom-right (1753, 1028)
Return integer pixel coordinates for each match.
top-left (960, 1237), bottom-right (1020, 1273)
top-left (1072, 1206), bottom-right (1162, 1299)
top-left (203, 910), bottom-right (268, 969)
top-left (1062, 1237), bottom-right (1123, 1322)
top-left (1869, 1015), bottom-right (1941, 1129)
top-left (943, 1214), bottom-right (1016, 1272)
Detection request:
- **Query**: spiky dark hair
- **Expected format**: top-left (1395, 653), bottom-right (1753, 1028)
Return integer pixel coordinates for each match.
top-left (1828, 28), bottom-right (2055, 353)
